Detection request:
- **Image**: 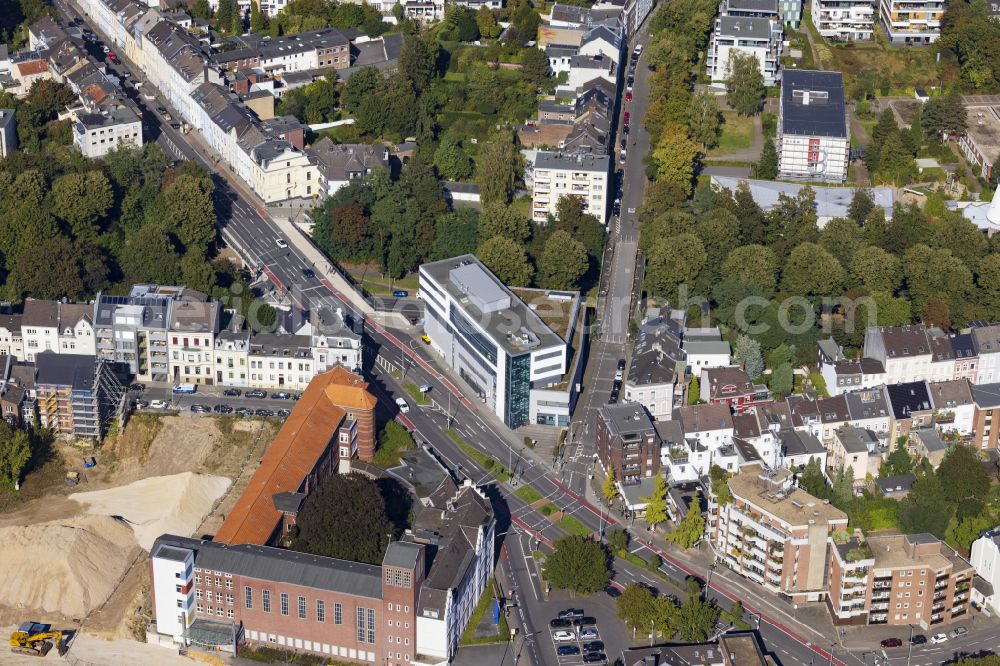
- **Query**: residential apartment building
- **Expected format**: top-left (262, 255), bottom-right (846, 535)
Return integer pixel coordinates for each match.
top-left (420, 256), bottom-right (580, 429)
top-left (973, 323), bottom-right (1000, 384)
top-left (22, 299), bottom-right (96, 361)
top-left (0, 108), bottom-right (16, 156)
top-left (885, 381), bottom-right (933, 440)
top-left (596, 403), bottom-right (661, 485)
top-left (863, 326), bottom-right (933, 385)
top-left (212, 28), bottom-right (351, 74)
top-left (93, 285), bottom-right (219, 385)
top-left (35, 353), bottom-right (125, 439)
top-left (810, 0), bottom-right (875, 41)
top-left (971, 382), bottom-right (1000, 449)
top-left (829, 533), bottom-right (973, 628)
top-left (829, 425), bottom-right (877, 487)
top-left (307, 139), bottom-right (389, 195)
top-left (928, 378), bottom-right (975, 436)
top-left (530, 151), bottom-right (610, 223)
top-left (711, 465), bottom-right (849, 603)
top-left (0, 314), bottom-right (24, 362)
top-left (623, 314), bottom-right (685, 421)
top-left (700, 366), bottom-right (772, 414)
top-left (777, 70), bottom-right (849, 183)
top-left (706, 14), bottom-right (782, 86)
top-left (879, 0), bottom-right (943, 44)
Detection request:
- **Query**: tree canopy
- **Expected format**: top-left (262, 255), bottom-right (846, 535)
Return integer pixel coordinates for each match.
top-left (544, 535), bottom-right (612, 595)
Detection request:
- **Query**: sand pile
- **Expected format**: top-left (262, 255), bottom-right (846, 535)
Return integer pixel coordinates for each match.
top-left (0, 515), bottom-right (136, 617)
top-left (71, 472), bottom-right (231, 550)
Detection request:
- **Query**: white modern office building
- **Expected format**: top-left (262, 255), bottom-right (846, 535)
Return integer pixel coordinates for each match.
top-left (419, 256), bottom-right (581, 429)
top-left (777, 70), bottom-right (850, 183)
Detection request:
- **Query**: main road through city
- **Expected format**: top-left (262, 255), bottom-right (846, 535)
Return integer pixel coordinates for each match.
top-left (55, 2), bottom-right (1000, 664)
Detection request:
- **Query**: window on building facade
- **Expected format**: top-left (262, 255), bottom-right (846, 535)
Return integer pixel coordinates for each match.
top-left (281, 592), bottom-right (289, 616)
top-left (334, 602), bottom-right (343, 625)
top-left (263, 590), bottom-right (271, 613)
top-left (317, 599), bottom-right (325, 622)
top-left (298, 596), bottom-right (307, 619)
top-left (245, 587), bottom-right (252, 609)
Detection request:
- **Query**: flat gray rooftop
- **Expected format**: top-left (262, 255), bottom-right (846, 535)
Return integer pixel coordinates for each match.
top-left (420, 255), bottom-right (572, 357)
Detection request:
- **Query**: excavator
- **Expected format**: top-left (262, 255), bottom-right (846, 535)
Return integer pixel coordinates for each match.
top-left (9, 622), bottom-right (68, 657)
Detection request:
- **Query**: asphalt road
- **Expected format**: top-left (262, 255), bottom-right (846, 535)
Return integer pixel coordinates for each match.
top-left (56, 5), bottom-right (1000, 665)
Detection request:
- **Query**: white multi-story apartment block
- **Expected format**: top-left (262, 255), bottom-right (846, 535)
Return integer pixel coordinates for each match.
top-left (419, 255), bottom-right (580, 429)
top-left (530, 152), bottom-right (610, 223)
top-left (22, 300), bottom-right (96, 362)
top-left (0, 109), bottom-right (16, 157)
top-left (707, 15), bottom-right (782, 86)
top-left (70, 100), bottom-right (142, 158)
top-left (810, 0), bottom-right (875, 40)
top-left (879, 0), bottom-right (942, 44)
top-left (777, 70), bottom-right (849, 183)
top-left (863, 326), bottom-right (933, 385)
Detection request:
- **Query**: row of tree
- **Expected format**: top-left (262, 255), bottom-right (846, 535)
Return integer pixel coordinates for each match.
top-left (940, 0), bottom-right (1000, 91)
top-left (642, 170), bottom-right (1000, 360)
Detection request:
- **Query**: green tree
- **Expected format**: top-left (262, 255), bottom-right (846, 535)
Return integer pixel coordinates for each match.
top-left (544, 535), bottom-right (611, 595)
top-left (232, 2), bottom-right (243, 34)
top-left (721, 244), bottom-right (777, 291)
top-left (819, 217), bottom-right (867, 269)
top-left (876, 132), bottom-right (916, 186)
top-left (476, 6), bottom-right (501, 38)
top-left (643, 474), bottom-right (669, 530)
top-left (922, 91), bottom-right (968, 138)
top-left (520, 47), bottom-right (550, 85)
top-left (946, 513), bottom-right (993, 552)
top-left (832, 465), bottom-right (855, 505)
top-left (156, 172), bottom-right (217, 256)
top-left (250, 1), bottom-right (266, 31)
top-left (652, 123), bottom-right (699, 195)
top-left (606, 527), bottom-right (629, 553)
top-left (215, 0), bottom-right (232, 32)
top-left (342, 67), bottom-right (382, 115)
top-left (51, 171), bottom-right (114, 241)
top-left (431, 208), bottom-right (479, 260)
top-left (476, 236), bottom-right (533, 286)
top-left (603, 467), bottom-right (618, 504)
top-left (851, 246), bottom-right (901, 292)
top-left (977, 254), bottom-right (1000, 318)
top-left (433, 136), bottom-right (473, 181)
top-left (733, 334), bottom-right (764, 379)
top-left (644, 234), bottom-right (706, 298)
top-left (902, 244), bottom-right (974, 314)
top-left (479, 202), bottom-right (530, 244)
top-left (615, 583), bottom-right (659, 634)
top-left (668, 492), bottom-right (704, 549)
top-left (476, 132), bottom-right (521, 205)
top-left (757, 137), bottom-right (779, 179)
top-left (190, 0), bottom-right (211, 19)
top-left (721, 601), bottom-right (751, 630)
top-left (0, 425), bottom-right (32, 490)
top-left (937, 444), bottom-right (990, 506)
top-left (725, 51), bottom-right (765, 116)
top-left (847, 188), bottom-right (876, 225)
top-left (119, 224), bottom-right (182, 286)
top-left (292, 473), bottom-right (395, 564)
top-left (538, 230), bottom-right (588, 290)
top-left (799, 457), bottom-right (831, 498)
top-left (9, 235), bottom-right (86, 300)
top-left (399, 34), bottom-right (436, 91)
top-left (676, 581), bottom-right (720, 642)
top-left (688, 375), bottom-right (701, 405)
top-left (879, 439), bottom-right (913, 478)
top-left (769, 362), bottom-right (793, 397)
top-left (689, 89), bottom-right (721, 150)
top-left (781, 242), bottom-right (845, 300)
top-left (898, 473), bottom-right (951, 538)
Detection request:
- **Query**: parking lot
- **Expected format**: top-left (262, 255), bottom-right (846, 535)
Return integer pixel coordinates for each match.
top-left (547, 610), bottom-right (607, 665)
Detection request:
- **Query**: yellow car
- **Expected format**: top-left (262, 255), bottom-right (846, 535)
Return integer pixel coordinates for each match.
top-left (421, 334), bottom-right (431, 344)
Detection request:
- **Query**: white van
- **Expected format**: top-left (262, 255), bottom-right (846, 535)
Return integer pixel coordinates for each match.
top-left (395, 397), bottom-right (410, 414)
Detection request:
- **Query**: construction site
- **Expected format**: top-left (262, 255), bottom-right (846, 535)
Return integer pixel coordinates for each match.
top-left (0, 414), bottom-right (278, 663)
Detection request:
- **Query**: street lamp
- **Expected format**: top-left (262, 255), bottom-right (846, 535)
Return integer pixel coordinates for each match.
top-left (906, 624), bottom-right (914, 666)
top-left (704, 564), bottom-right (717, 601)
top-left (649, 619), bottom-right (655, 647)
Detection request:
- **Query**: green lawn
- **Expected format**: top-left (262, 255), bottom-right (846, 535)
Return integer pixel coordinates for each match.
top-left (446, 429), bottom-right (511, 482)
top-left (515, 485), bottom-right (543, 504)
top-left (707, 111), bottom-right (755, 156)
top-left (459, 578), bottom-right (508, 646)
top-left (557, 515), bottom-right (593, 537)
top-left (404, 383), bottom-right (429, 405)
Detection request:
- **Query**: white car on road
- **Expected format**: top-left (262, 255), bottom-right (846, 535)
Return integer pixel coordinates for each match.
top-left (553, 631), bottom-right (576, 642)
top-left (395, 397), bottom-right (410, 414)
top-left (930, 633), bottom-right (948, 644)
top-left (149, 399), bottom-right (168, 409)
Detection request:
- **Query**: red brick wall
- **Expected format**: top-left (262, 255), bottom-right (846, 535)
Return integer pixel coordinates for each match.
top-left (194, 570), bottom-right (392, 664)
